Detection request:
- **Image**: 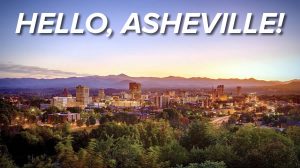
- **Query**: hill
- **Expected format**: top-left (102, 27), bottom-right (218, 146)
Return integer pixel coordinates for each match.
top-left (0, 74), bottom-right (284, 89)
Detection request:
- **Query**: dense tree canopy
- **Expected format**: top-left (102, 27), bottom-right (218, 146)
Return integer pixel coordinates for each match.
top-left (1, 98), bottom-right (300, 168)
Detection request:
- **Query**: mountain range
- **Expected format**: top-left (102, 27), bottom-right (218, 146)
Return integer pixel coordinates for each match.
top-left (1, 74), bottom-right (298, 89)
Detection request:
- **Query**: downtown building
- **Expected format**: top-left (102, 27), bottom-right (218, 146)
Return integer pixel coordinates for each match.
top-left (129, 82), bottom-right (142, 100)
top-left (76, 85), bottom-right (92, 108)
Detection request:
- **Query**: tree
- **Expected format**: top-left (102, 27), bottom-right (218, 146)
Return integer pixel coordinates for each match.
top-left (245, 140), bottom-right (299, 168)
top-left (90, 122), bottom-right (138, 140)
top-left (77, 139), bottom-right (104, 168)
top-left (286, 126), bottom-right (300, 159)
top-left (94, 108), bottom-right (105, 113)
top-left (99, 114), bottom-right (113, 124)
top-left (159, 108), bottom-right (182, 127)
top-left (55, 136), bottom-right (79, 168)
top-left (0, 99), bottom-right (18, 126)
top-left (76, 119), bottom-right (84, 127)
top-left (135, 120), bottom-right (175, 148)
top-left (233, 126), bottom-right (293, 155)
top-left (180, 161), bottom-right (226, 168)
top-left (23, 155), bottom-right (56, 168)
top-left (88, 116), bottom-right (97, 125)
top-left (160, 140), bottom-right (189, 167)
top-left (45, 106), bottom-right (60, 114)
top-left (85, 116), bottom-right (96, 127)
top-left (71, 130), bottom-right (89, 152)
top-left (143, 146), bottom-right (169, 168)
top-left (0, 154), bottom-right (16, 168)
top-left (114, 112), bottom-right (138, 124)
top-left (0, 114), bottom-right (10, 127)
top-left (111, 136), bottom-right (145, 168)
top-left (191, 144), bottom-right (239, 168)
top-left (233, 126), bottom-right (299, 168)
top-left (180, 120), bottom-right (215, 150)
top-left (66, 107), bottom-right (82, 113)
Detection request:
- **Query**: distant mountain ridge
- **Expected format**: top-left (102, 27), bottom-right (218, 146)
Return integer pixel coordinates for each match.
top-left (0, 74), bottom-right (294, 89)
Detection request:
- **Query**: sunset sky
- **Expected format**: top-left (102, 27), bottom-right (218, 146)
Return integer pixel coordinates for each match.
top-left (0, 0), bottom-right (299, 81)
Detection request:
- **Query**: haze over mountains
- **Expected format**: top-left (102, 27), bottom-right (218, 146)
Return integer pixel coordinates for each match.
top-left (1, 74), bottom-right (298, 89)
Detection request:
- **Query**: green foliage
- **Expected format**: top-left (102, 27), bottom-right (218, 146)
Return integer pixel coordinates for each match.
top-left (23, 155), bottom-right (56, 168)
top-left (190, 144), bottom-right (239, 168)
top-left (233, 126), bottom-right (299, 168)
top-left (55, 135), bottom-right (78, 168)
top-left (0, 113), bottom-right (10, 126)
top-left (0, 99), bottom-right (18, 126)
top-left (86, 116), bottom-right (97, 126)
top-left (198, 161), bottom-right (227, 168)
top-left (286, 126), bottom-right (300, 159)
top-left (0, 154), bottom-right (16, 168)
top-left (160, 140), bottom-right (189, 167)
top-left (94, 107), bottom-right (105, 113)
top-left (135, 120), bottom-right (175, 148)
top-left (160, 108), bottom-right (182, 127)
top-left (1, 100), bottom-right (300, 168)
top-left (113, 112), bottom-right (139, 124)
top-left (71, 130), bottom-right (89, 151)
top-left (143, 146), bottom-right (169, 168)
top-left (177, 161), bottom-right (226, 168)
top-left (66, 107), bottom-right (82, 113)
top-left (232, 126), bottom-right (293, 155)
top-left (245, 140), bottom-right (298, 168)
top-left (77, 139), bottom-right (104, 168)
top-left (90, 121), bottom-right (138, 140)
top-left (111, 136), bottom-right (145, 168)
top-left (180, 120), bottom-right (215, 150)
top-left (76, 119), bottom-right (84, 127)
top-left (45, 106), bottom-right (61, 114)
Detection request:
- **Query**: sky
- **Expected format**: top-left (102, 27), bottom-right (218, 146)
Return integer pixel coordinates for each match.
top-left (0, 0), bottom-right (299, 81)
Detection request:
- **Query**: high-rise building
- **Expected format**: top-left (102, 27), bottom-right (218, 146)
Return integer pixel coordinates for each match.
top-left (154, 95), bottom-right (170, 108)
top-left (236, 86), bottom-right (242, 96)
top-left (217, 85), bottom-right (224, 97)
top-left (76, 85), bottom-right (90, 106)
top-left (129, 82), bottom-right (142, 100)
top-left (98, 88), bottom-right (105, 100)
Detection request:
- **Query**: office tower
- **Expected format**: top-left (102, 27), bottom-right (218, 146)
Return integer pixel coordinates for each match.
top-left (98, 88), bottom-right (105, 100)
top-left (217, 85), bottom-right (224, 97)
top-left (154, 95), bottom-right (170, 108)
top-left (236, 86), bottom-right (242, 96)
top-left (129, 82), bottom-right (142, 100)
top-left (76, 85), bottom-right (90, 106)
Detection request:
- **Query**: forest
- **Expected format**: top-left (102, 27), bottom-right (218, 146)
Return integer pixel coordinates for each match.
top-left (1, 99), bottom-right (300, 168)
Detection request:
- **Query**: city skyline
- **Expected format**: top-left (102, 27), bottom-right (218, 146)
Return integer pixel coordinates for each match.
top-left (1, 0), bottom-right (300, 81)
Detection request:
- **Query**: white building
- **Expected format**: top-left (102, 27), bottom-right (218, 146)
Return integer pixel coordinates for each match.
top-left (52, 96), bottom-right (76, 109)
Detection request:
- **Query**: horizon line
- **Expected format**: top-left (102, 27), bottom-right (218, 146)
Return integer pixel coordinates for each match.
top-left (0, 73), bottom-right (299, 82)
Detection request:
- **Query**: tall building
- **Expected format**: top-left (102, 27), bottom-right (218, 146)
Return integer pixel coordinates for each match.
top-left (76, 85), bottom-right (90, 106)
top-left (98, 88), bottom-right (105, 100)
top-left (154, 95), bottom-right (170, 108)
top-left (217, 85), bottom-right (224, 97)
top-left (236, 86), bottom-right (242, 96)
top-left (129, 82), bottom-right (142, 100)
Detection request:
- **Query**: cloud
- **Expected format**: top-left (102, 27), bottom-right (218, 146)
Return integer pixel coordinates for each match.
top-left (0, 64), bottom-right (90, 78)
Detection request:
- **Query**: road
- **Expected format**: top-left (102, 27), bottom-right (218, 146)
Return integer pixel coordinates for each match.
top-left (210, 116), bottom-right (230, 125)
